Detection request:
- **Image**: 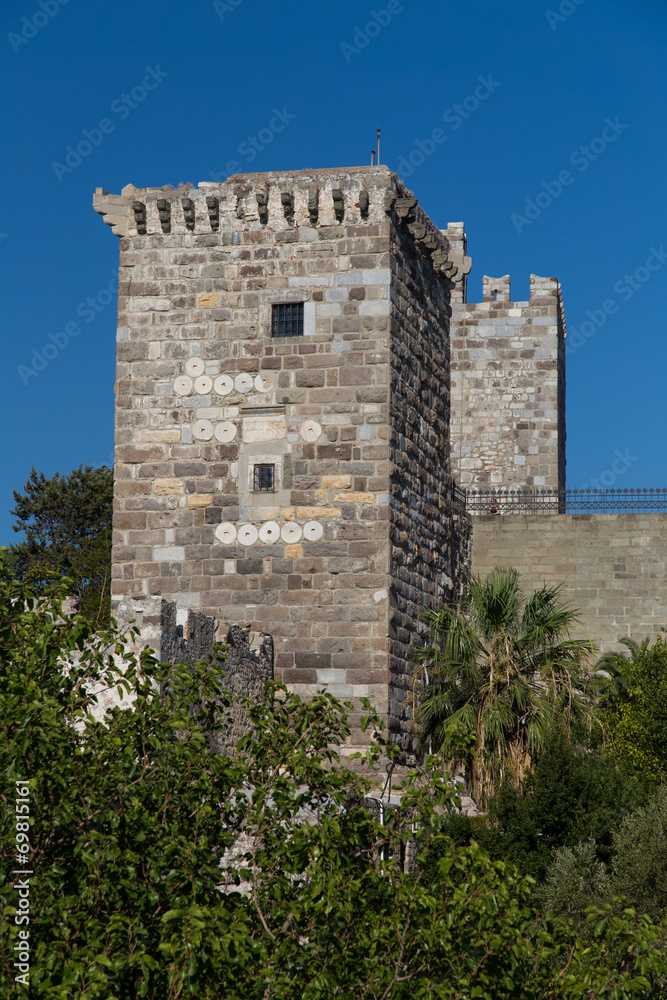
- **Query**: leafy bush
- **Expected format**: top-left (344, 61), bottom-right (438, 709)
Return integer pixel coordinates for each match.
top-left (2, 561), bottom-right (666, 998)
top-left (596, 636), bottom-right (667, 780)
top-left (612, 785), bottom-right (667, 922)
top-left (479, 728), bottom-right (651, 881)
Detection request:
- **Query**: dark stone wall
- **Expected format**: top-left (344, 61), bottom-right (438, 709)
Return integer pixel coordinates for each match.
top-left (388, 209), bottom-right (472, 741)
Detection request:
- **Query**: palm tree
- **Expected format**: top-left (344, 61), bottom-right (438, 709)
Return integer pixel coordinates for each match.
top-left (413, 567), bottom-right (591, 810)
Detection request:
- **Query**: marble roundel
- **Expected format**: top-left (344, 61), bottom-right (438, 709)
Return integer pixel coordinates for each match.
top-left (281, 522), bottom-right (303, 544)
top-left (303, 520), bottom-right (324, 542)
top-left (214, 375), bottom-right (233, 396)
top-left (214, 421), bottom-right (237, 443)
top-left (185, 357), bottom-right (205, 377)
top-left (238, 523), bottom-right (259, 546)
top-left (254, 372), bottom-right (275, 393)
top-left (174, 375), bottom-right (193, 396)
top-left (192, 419), bottom-right (214, 441)
top-left (235, 373), bottom-right (254, 394)
top-left (215, 522), bottom-right (237, 544)
top-left (194, 375), bottom-right (213, 395)
top-left (300, 419), bottom-right (322, 442)
top-left (258, 521), bottom-right (281, 544)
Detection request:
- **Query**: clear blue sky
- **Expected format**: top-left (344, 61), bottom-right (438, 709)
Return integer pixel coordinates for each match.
top-left (1, 0), bottom-right (666, 543)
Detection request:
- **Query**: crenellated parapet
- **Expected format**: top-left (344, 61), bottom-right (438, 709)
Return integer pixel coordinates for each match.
top-left (94, 165), bottom-right (459, 283)
top-left (450, 271), bottom-right (566, 492)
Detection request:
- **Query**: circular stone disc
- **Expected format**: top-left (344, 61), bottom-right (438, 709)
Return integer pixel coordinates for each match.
top-left (214, 420), bottom-right (237, 443)
top-left (258, 521), bottom-right (281, 544)
top-left (303, 520), bottom-right (324, 542)
top-left (185, 357), bottom-right (205, 377)
top-left (174, 375), bottom-right (193, 396)
top-left (194, 375), bottom-right (213, 395)
top-left (238, 523), bottom-right (259, 546)
top-left (300, 419), bottom-right (322, 442)
top-left (192, 420), bottom-right (214, 441)
top-left (235, 373), bottom-right (254, 394)
top-left (215, 522), bottom-right (237, 544)
top-left (254, 372), bottom-right (275, 393)
top-left (281, 522), bottom-right (303, 544)
top-left (214, 375), bottom-right (233, 396)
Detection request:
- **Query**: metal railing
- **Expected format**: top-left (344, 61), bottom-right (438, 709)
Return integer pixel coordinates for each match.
top-left (458, 487), bottom-right (667, 515)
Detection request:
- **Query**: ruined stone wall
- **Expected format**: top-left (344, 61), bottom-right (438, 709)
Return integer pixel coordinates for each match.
top-left (450, 274), bottom-right (566, 491)
top-left (471, 514), bottom-right (667, 653)
top-left (96, 166), bottom-right (468, 742)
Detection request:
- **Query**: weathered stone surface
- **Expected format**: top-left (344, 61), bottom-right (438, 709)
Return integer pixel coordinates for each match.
top-left (98, 166), bottom-right (471, 745)
top-left (450, 274), bottom-right (566, 491)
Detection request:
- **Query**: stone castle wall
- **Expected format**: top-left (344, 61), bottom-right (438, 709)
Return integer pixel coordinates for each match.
top-left (471, 514), bottom-right (667, 653)
top-left (95, 166), bottom-right (471, 742)
top-left (450, 274), bottom-right (566, 491)
top-left (388, 211), bottom-right (470, 736)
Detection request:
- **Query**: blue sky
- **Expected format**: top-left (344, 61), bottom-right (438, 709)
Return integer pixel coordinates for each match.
top-left (1, 0), bottom-right (666, 543)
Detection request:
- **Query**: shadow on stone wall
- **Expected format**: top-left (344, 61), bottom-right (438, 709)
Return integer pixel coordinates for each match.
top-left (161, 601), bottom-right (274, 755)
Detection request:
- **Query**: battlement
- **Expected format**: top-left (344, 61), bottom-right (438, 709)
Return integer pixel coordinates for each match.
top-left (93, 166), bottom-right (461, 288)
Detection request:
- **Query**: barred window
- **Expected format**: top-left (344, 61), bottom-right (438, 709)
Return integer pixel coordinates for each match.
top-left (253, 464), bottom-right (275, 492)
top-left (272, 302), bottom-right (304, 338)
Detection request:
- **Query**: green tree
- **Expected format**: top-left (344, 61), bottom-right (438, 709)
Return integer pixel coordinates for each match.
top-left (1, 558), bottom-right (666, 998)
top-left (541, 786), bottom-right (667, 931)
top-left (414, 567), bottom-right (590, 809)
top-left (479, 728), bottom-right (651, 881)
top-left (595, 636), bottom-right (667, 780)
top-left (8, 464), bottom-right (113, 626)
top-left (611, 785), bottom-right (667, 923)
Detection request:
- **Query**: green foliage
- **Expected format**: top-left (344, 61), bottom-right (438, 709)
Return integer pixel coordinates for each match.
top-left (1, 560), bottom-right (666, 998)
top-left (539, 840), bottom-right (612, 935)
top-left (596, 636), bottom-right (667, 780)
top-left (541, 785), bottom-right (667, 936)
top-left (8, 464), bottom-right (113, 627)
top-left (414, 566), bottom-right (591, 809)
top-left (611, 785), bottom-right (667, 922)
top-left (479, 728), bottom-right (651, 881)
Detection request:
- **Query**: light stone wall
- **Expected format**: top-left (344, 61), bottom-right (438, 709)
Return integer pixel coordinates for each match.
top-left (472, 514), bottom-right (667, 653)
top-left (450, 273), bottom-right (566, 491)
top-left (95, 166), bottom-right (471, 743)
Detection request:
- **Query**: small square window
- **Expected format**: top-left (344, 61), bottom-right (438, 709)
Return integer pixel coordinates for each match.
top-left (253, 463), bottom-right (275, 492)
top-left (272, 302), bottom-right (304, 338)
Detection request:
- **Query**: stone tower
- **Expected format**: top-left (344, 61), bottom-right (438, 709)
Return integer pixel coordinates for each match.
top-left (449, 270), bottom-right (566, 491)
top-left (94, 166), bottom-right (471, 743)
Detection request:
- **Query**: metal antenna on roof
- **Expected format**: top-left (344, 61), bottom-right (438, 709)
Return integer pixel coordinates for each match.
top-left (377, 127), bottom-right (381, 165)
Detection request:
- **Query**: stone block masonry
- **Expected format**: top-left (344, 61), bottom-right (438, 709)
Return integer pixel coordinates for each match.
top-left (472, 514), bottom-right (667, 653)
top-left (450, 273), bottom-right (566, 491)
top-left (95, 166), bottom-right (471, 744)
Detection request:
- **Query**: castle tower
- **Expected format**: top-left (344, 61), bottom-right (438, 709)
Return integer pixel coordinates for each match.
top-left (94, 167), bottom-right (471, 743)
top-left (450, 269), bottom-right (566, 491)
